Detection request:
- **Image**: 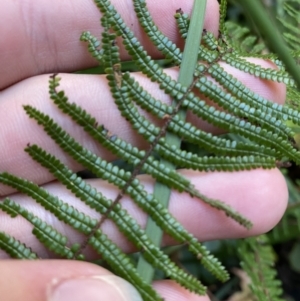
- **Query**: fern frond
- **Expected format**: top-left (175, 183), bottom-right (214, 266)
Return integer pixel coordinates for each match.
top-left (79, 31), bottom-right (103, 63)
top-left (94, 8), bottom-right (300, 166)
top-left (174, 9), bottom-right (190, 40)
top-left (224, 21), bottom-right (266, 55)
top-left (88, 230), bottom-right (164, 301)
top-left (208, 63), bottom-right (300, 123)
top-left (0, 173), bottom-right (97, 236)
top-left (0, 177), bottom-right (163, 300)
top-left (132, 0), bottom-right (181, 62)
top-left (238, 235), bottom-right (284, 301)
top-left (222, 54), bottom-right (294, 85)
top-left (25, 144), bottom-right (208, 294)
top-left (1, 1), bottom-right (299, 299)
top-left (219, 0), bottom-right (228, 35)
top-left (194, 76), bottom-right (293, 139)
top-left (23, 104), bottom-right (230, 281)
top-left (89, 5), bottom-right (300, 165)
top-left (0, 198), bottom-right (77, 259)
top-left (122, 73), bottom-right (276, 158)
top-left (277, 0), bottom-right (300, 51)
top-left (0, 231), bottom-right (38, 259)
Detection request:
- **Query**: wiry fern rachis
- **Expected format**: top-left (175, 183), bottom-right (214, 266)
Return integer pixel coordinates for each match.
top-left (0, 0), bottom-right (299, 300)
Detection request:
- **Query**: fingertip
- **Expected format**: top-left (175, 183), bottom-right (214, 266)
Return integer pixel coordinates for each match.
top-left (168, 168), bottom-right (288, 241)
top-left (0, 260), bottom-right (210, 301)
top-left (0, 260), bottom-right (137, 301)
top-left (154, 280), bottom-right (211, 301)
top-left (245, 168), bottom-right (288, 235)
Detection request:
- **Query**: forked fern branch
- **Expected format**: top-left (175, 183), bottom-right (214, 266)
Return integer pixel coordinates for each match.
top-left (0, 1), bottom-right (299, 300)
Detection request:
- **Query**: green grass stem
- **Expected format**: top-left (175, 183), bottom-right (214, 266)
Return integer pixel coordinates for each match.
top-left (136, 0), bottom-right (207, 284)
top-left (237, 0), bottom-right (300, 89)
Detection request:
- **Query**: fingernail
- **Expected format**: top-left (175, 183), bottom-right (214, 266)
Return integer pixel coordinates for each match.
top-left (49, 275), bottom-right (143, 301)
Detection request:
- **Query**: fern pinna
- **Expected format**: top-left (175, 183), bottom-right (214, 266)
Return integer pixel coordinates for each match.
top-left (0, 0), bottom-right (298, 300)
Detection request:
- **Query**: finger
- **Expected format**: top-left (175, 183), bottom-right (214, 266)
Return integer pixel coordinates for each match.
top-left (0, 0), bottom-right (219, 89)
top-left (153, 280), bottom-right (210, 301)
top-left (0, 63), bottom-right (286, 194)
top-left (0, 260), bottom-right (210, 301)
top-left (0, 168), bottom-right (288, 259)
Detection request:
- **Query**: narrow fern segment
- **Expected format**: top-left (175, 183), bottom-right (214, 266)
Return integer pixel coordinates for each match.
top-left (180, 92), bottom-right (300, 165)
top-left (94, 0), bottom-right (188, 94)
top-left (100, 33), bottom-right (275, 171)
top-left (0, 173), bottom-right (97, 237)
top-left (222, 53), bottom-right (294, 85)
top-left (133, 0), bottom-right (181, 63)
top-left (93, 2), bottom-right (300, 164)
top-left (174, 13), bottom-right (219, 63)
top-left (146, 9), bottom-right (295, 144)
top-left (198, 33), bottom-right (220, 63)
top-left (101, 27), bottom-right (252, 228)
top-left (48, 76), bottom-right (195, 196)
top-left (47, 73), bottom-right (251, 230)
top-left (174, 10), bottom-right (190, 40)
top-left (133, 0), bottom-right (214, 71)
top-left (80, 31), bottom-right (103, 63)
top-left (173, 12), bottom-right (299, 128)
top-left (133, 0), bottom-right (211, 72)
top-left (201, 30), bottom-right (219, 51)
top-left (88, 231), bottom-right (163, 301)
top-left (0, 231), bottom-right (38, 259)
top-left (195, 76), bottom-right (294, 140)
top-left (114, 82), bottom-right (275, 171)
top-left (0, 179), bottom-right (159, 300)
top-left (24, 104), bottom-right (229, 281)
top-left (219, 0), bottom-right (228, 35)
top-left (208, 63), bottom-right (300, 125)
top-left (0, 198), bottom-right (75, 259)
top-left (25, 144), bottom-right (207, 294)
top-left (238, 235), bottom-right (284, 301)
top-left (122, 73), bottom-right (277, 158)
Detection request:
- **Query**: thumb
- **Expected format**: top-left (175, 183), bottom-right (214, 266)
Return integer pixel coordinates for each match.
top-left (1, 260), bottom-right (142, 301)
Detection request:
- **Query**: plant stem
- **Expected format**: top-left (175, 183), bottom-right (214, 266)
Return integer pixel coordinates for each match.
top-left (136, 0), bottom-right (207, 283)
top-left (236, 0), bottom-right (300, 89)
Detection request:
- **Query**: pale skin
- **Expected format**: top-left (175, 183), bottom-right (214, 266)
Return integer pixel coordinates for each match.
top-left (0, 0), bottom-right (288, 300)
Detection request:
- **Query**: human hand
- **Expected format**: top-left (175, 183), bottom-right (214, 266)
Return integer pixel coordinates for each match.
top-left (0, 0), bottom-right (288, 300)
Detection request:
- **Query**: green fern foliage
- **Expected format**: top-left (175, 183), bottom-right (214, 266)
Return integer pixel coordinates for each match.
top-left (276, 0), bottom-right (300, 113)
top-left (224, 21), bottom-right (266, 55)
top-left (0, 0), bottom-right (299, 300)
top-left (277, 0), bottom-right (300, 52)
top-left (269, 176), bottom-right (300, 244)
top-left (0, 231), bottom-right (38, 259)
top-left (238, 235), bottom-right (284, 301)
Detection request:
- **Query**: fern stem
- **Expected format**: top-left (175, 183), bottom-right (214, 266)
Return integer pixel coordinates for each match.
top-left (136, 0), bottom-right (207, 284)
top-left (236, 0), bottom-right (300, 89)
